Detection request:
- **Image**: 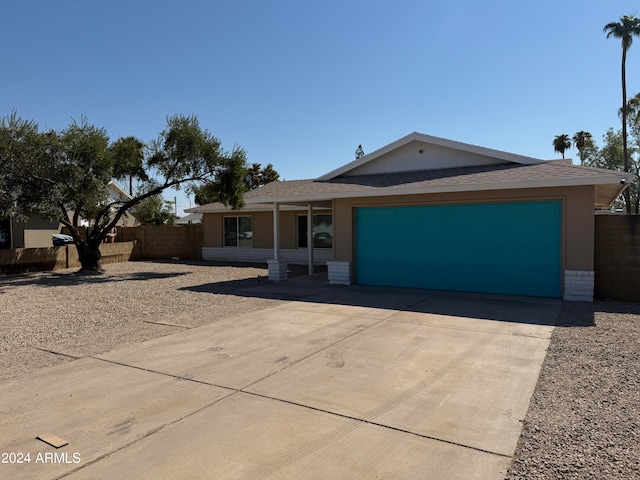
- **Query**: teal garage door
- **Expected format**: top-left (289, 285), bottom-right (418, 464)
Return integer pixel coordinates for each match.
top-left (355, 201), bottom-right (561, 297)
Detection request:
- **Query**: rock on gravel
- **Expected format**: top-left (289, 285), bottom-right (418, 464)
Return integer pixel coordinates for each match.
top-left (0, 260), bottom-right (287, 380)
top-left (506, 300), bottom-right (640, 480)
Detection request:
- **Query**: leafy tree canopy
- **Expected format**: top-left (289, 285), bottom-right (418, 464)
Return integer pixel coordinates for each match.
top-left (192, 162), bottom-right (280, 206)
top-left (0, 112), bottom-right (248, 271)
top-left (134, 180), bottom-right (177, 226)
top-left (580, 127), bottom-right (639, 212)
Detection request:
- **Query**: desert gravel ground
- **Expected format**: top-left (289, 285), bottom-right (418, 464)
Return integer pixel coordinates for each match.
top-left (506, 300), bottom-right (640, 480)
top-left (0, 260), bottom-right (288, 380)
top-left (1, 260), bottom-right (638, 478)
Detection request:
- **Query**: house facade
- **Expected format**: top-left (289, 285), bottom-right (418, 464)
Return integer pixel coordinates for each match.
top-left (189, 132), bottom-right (631, 302)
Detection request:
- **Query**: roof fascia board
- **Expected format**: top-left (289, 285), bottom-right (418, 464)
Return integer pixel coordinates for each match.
top-left (317, 132), bottom-right (544, 181)
top-left (187, 205), bottom-right (331, 213)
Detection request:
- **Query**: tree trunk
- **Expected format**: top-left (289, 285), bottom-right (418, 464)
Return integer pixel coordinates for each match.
top-left (75, 240), bottom-right (103, 272)
top-left (622, 45), bottom-right (632, 213)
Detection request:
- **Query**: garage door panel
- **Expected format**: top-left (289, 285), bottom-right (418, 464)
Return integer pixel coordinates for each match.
top-left (355, 201), bottom-right (561, 298)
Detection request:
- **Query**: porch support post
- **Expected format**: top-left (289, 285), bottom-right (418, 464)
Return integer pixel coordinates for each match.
top-left (273, 202), bottom-right (280, 261)
top-left (268, 202), bottom-right (287, 282)
top-left (307, 204), bottom-right (314, 275)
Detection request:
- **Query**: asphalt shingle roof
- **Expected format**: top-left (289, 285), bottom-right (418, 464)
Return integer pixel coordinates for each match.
top-left (243, 163), bottom-right (629, 200)
top-left (188, 162), bottom-right (629, 212)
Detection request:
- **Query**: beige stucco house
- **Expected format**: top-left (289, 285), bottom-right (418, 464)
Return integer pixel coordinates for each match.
top-left (188, 132), bottom-right (630, 302)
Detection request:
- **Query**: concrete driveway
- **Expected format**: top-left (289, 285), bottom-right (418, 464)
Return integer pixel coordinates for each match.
top-left (0, 281), bottom-right (559, 479)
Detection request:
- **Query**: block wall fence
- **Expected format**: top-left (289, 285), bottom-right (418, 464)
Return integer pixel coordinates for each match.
top-left (594, 215), bottom-right (640, 302)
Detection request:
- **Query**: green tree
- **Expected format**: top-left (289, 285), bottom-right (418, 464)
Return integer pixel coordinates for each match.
top-left (581, 128), bottom-right (639, 212)
top-left (135, 181), bottom-right (177, 226)
top-left (574, 135), bottom-right (599, 166)
top-left (0, 113), bottom-right (42, 218)
top-left (193, 162), bottom-right (279, 206)
top-left (604, 15), bottom-right (640, 212)
top-left (572, 131), bottom-right (593, 163)
top-left (0, 113), bottom-right (247, 272)
top-left (552, 134), bottom-right (571, 159)
top-left (109, 136), bottom-right (148, 195)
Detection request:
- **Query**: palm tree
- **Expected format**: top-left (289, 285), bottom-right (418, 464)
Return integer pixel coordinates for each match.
top-left (572, 131), bottom-right (593, 165)
top-left (621, 92), bottom-right (640, 124)
top-left (572, 131), bottom-right (593, 152)
top-left (553, 134), bottom-right (571, 159)
top-left (604, 15), bottom-right (640, 212)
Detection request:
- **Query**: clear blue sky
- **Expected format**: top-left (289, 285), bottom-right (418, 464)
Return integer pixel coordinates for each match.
top-left (2, 1), bottom-right (639, 215)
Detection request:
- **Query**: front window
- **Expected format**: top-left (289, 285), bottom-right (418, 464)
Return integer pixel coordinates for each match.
top-left (297, 214), bottom-right (332, 248)
top-left (224, 216), bottom-right (253, 247)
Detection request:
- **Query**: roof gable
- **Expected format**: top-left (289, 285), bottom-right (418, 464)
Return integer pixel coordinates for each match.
top-left (107, 180), bottom-right (132, 202)
top-left (318, 132), bottom-right (543, 180)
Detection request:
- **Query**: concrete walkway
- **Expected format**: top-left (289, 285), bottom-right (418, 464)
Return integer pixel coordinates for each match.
top-left (0, 280), bottom-right (560, 479)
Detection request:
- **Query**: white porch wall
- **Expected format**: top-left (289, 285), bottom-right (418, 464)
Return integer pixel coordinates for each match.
top-left (202, 247), bottom-right (332, 266)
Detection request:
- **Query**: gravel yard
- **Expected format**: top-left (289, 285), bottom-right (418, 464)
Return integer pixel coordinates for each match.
top-left (506, 300), bottom-right (640, 480)
top-left (0, 260), bottom-right (286, 379)
top-left (1, 260), bottom-right (638, 478)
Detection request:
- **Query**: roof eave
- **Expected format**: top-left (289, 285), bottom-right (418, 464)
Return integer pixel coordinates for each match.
top-left (246, 176), bottom-right (632, 205)
top-left (187, 204), bottom-right (332, 213)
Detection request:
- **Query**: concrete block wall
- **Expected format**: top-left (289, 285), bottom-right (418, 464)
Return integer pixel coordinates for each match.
top-left (0, 247), bottom-right (67, 274)
top-left (136, 225), bottom-right (203, 260)
top-left (0, 242), bottom-right (138, 274)
top-left (594, 215), bottom-right (640, 302)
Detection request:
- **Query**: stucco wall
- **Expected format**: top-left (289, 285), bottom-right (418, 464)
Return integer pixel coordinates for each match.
top-left (345, 141), bottom-right (510, 176)
top-left (10, 217), bottom-right (61, 249)
top-left (202, 209), bottom-right (331, 251)
top-left (332, 185), bottom-right (596, 273)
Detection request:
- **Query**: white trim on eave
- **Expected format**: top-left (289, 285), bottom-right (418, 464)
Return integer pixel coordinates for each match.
top-left (318, 132), bottom-right (544, 180)
top-left (107, 180), bottom-right (133, 201)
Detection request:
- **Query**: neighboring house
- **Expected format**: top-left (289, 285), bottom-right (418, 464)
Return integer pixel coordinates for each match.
top-left (189, 132), bottom-right (631, 302)
top-left (0, 180), bottom-right (138, 249)
top-left (104, 181), bottom-right (139, 227)
top-left (175, 213), bottom-right (202, 225)
top-left (0, 215), bottom-right (60, 249)
top-left (78, 180), bottom-right (139, 227)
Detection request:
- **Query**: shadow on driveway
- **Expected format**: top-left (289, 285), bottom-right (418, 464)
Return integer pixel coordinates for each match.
top-left (180, 273), bottom-right (565, 327)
